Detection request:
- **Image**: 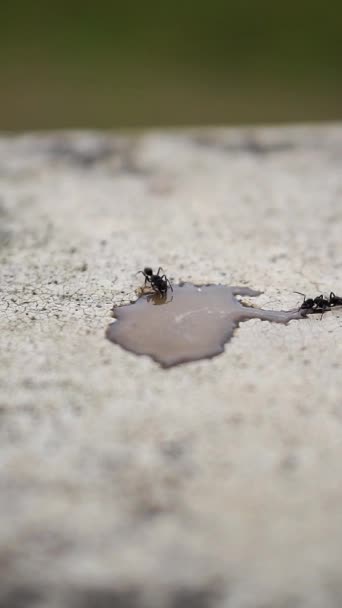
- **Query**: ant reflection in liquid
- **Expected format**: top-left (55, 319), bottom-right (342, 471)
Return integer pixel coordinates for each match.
top-left (146, 291), bottom-right (174, 306)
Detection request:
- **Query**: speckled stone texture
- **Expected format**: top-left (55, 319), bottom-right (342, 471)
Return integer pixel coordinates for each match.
top-left (0, 125), bottom-right (342, 608)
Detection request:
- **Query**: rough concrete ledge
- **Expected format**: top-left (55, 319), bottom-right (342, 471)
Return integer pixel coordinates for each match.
top-left (1, 125), bottom-right (342, 608)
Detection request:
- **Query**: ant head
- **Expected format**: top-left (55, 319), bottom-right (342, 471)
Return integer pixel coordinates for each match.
top-left (144, 267), bottom-right (153, 276)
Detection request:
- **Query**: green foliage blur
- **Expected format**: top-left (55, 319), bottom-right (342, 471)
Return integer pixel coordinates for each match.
top-left (1, 0), bottom-right (341, 130)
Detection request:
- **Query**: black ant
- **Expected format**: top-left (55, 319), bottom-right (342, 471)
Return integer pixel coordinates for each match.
top-left (295, 291), bottom-right (342, 319)
top-left (136, 267), bottom-right (173, 295)
top-left (295, 292), bottom-right (331, 318)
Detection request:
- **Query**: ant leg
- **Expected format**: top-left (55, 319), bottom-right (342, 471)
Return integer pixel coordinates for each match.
top-left (137, 270), bottom-right (150, 286)
top-left (160, 275), bottom-right (173, 292)
top-left (156, 267), bottom-right (164, 276)
top-left (167, 279), bottom-right (173, 292)
top-left (317, 301), bottom-right (331, 321)
top-left (321, 309), bottom-right (329, 320)
top-left (136, 270), bottom-right (148, 287)
top-left (294, 292), bottom-right (306, 298)
top-left (136, 271), bottom-right (152, 289)
top-left (294, 291), bottom-right (306, 307)
top-left (329, 292), bottom-right (336, 306)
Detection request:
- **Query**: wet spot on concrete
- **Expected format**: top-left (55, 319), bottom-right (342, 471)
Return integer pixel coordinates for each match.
top-left (106, 284), bottom-right (304, 368)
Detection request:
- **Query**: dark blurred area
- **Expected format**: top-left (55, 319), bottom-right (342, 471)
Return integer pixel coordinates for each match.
top-left (1, 0), bottom-right (341, 131)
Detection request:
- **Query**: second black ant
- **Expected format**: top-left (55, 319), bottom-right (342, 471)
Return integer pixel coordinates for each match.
top-left (295, 291), bottom-right (342, 318)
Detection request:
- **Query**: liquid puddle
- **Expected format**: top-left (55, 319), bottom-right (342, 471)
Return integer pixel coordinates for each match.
top-left (106, 284), bottom-right (304, 368)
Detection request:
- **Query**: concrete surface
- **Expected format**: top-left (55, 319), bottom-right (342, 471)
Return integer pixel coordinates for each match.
top-left (0, 125), bottom-right (342, 608)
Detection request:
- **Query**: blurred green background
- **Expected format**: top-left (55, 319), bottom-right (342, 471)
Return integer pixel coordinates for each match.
top-left (1, 0), bottom-right (341, 131)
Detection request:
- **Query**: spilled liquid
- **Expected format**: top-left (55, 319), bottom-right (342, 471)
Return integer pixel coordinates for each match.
top-left (106, 284), bottom-right (304, 368)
